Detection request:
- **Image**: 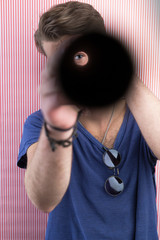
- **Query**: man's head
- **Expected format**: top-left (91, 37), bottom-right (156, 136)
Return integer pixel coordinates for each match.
top-left (34, 1), bottom-right (106, 56)
top-left (35, 2), bottom-right (134, 107)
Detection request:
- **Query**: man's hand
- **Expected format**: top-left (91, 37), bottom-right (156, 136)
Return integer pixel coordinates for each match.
top-left (39, 55), bottom-right (80, 130)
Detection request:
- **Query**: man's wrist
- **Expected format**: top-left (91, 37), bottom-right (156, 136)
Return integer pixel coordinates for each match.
top-left (44, 122), bottom-right (74, 140)
top-left (44, 121), bottom-right (78, 151)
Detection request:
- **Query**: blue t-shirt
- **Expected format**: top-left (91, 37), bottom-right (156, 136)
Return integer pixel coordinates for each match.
top-left (17, 107), bottom-right (158, 240)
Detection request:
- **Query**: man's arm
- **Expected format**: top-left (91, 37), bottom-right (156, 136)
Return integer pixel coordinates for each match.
top-left (126, 77), bottom-right (160, 159)
top-left (24, 57), bottom-right (79, 213)
top-left (25, 126), bottom-right (73, 213)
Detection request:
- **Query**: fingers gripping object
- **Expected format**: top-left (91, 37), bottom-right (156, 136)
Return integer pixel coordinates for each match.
top-left (55, 33), bottom-right (135, 108)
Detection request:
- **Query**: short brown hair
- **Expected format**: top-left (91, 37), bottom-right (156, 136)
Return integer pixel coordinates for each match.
top-left (34, 1), bottom-right (106, 55)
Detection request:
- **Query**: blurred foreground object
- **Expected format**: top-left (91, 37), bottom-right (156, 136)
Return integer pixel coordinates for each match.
top-left (54, 33), bottom-right (135, 107)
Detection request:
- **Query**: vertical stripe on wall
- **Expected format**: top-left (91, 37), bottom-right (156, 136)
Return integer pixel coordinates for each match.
top-left (0, 0), bottom-right (160, 239)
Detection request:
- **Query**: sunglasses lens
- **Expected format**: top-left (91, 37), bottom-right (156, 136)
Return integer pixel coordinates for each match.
top-left (103, 149), bottom-right (121, 168)
top-left (104, 176), bottom-right (124, 196)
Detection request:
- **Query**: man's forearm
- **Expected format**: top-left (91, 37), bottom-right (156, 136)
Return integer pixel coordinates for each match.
top-left (126, 77), bottom-right (160, 159)
top-left (25, 126), bottom-right (73, 213)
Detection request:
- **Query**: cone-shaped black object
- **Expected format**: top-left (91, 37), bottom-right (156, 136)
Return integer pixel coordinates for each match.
top-left (56, 33), bottom-right (135, 107)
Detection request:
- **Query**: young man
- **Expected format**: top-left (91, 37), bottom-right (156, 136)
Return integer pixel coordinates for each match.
top-left (17, 1), bottom-right (160, 239)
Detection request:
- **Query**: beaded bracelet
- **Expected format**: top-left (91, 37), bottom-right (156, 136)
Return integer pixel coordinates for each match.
top-left (44, 111), bottom-right (82, 151)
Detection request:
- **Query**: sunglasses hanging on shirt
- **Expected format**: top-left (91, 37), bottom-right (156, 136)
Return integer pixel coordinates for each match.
top-left (101, 105), bottom-right (124, 196)
top-left (103, 148), bottom-right (124, 196)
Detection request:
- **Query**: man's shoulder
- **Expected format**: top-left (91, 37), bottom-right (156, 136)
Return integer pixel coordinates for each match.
top-left (24, 110), bottom-right (44, 128)
top-left (17, 110), bottom-right (44, 168)
top-left (26, 109), bottom-right (43, 121)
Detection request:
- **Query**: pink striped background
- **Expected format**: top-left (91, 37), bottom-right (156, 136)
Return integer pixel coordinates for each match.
top-left (0, 0), bottom-right (160, 239)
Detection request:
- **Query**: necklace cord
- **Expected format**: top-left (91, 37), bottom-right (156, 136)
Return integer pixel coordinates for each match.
top-left (101, 104), bottom-right (115, 144)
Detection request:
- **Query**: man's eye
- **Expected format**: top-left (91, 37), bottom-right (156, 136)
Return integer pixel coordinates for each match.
top-left (74, 54), bottom-right (84, 60)
top-left (74, 51), bottom-right (89, 66)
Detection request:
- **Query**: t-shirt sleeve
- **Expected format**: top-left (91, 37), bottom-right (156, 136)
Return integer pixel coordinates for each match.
top-left (17, 110), bottom-right (44, 169)
top-left (128, 107), bottom-right (158, 169)
top-left (144, 141), bottom-right (158, 168)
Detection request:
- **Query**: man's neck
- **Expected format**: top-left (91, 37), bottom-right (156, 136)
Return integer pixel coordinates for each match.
top-left (79, 99), bottom-right (126, 129)
top-left (79, 99), bottom-right (126, 147)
